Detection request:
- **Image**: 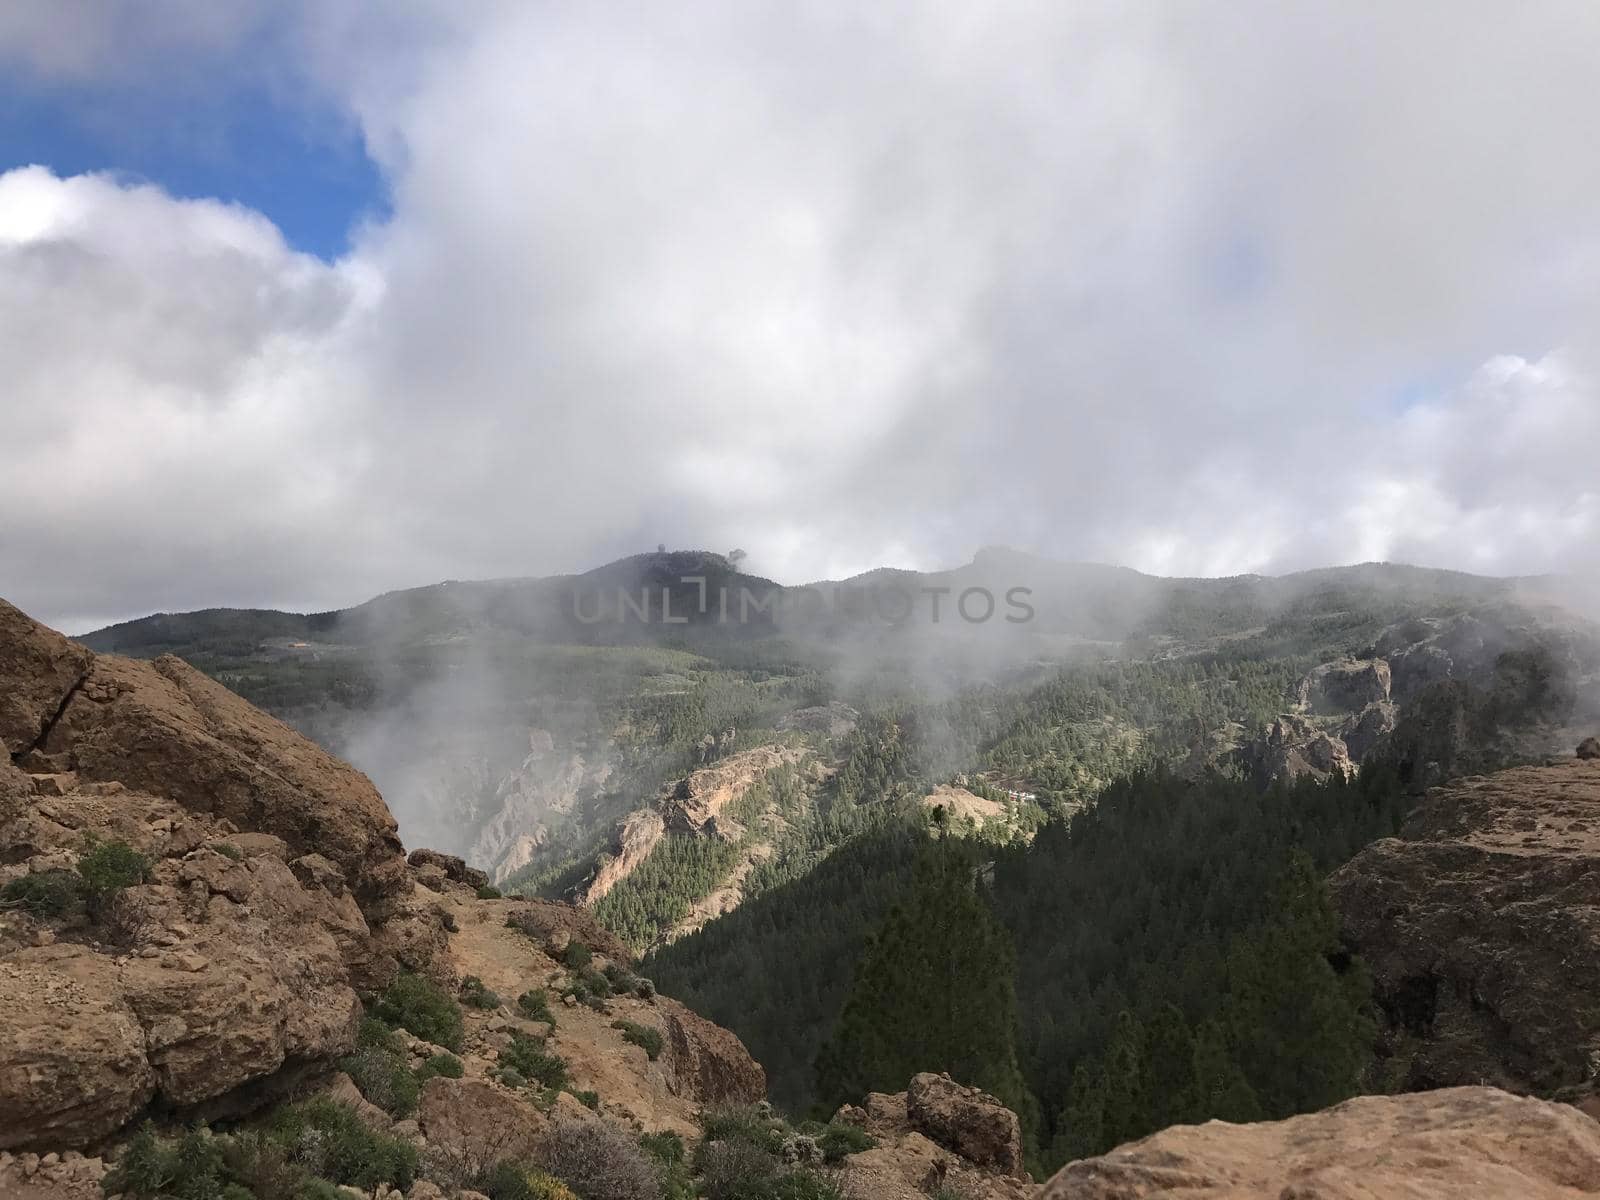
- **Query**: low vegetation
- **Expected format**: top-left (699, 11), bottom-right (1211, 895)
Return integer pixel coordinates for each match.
top-left (612, 1019), bottom-right (664, 1060)
top-left (371, 971), bottom-right (465, 1052)
top-left (1, 838), bottom-right (152, 922)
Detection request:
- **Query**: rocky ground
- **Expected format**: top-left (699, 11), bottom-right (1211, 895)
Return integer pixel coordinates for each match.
top-left (1331, 753), bottom-right (1600, 1096)
top-left (1042, 1087), bottom-right (1600, 1198)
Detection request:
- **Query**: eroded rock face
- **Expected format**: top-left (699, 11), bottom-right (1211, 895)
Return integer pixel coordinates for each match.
top-left (1339, 700), bottom-right (1398, 764)
top-left (658, 997), bottom-right (767, 1106)
top-left (1297, 658), bottom-right (1392, 714)
top-left (0, 599), bottom-right (444, 1150)
top-left (418, 1076), bottom-right (546, 1168)
top-left (660, 745), bottom-right (803, 838)
top-left (1231, 714), bottom-right (1354, 790)
top-left (1329, 757), bottom-right (1600, 1094)
top-left (581, 809), bottom-right (665, 905)
top-left (833, 1076), bottom-right (1033, 1200)
top-left (1040, 1087), bottom-right (1600, 1199)
top-left (906, 1073), bottom-right (1026, 1178)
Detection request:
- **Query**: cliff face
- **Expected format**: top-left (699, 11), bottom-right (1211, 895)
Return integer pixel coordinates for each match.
top-left (1329, 752), bottom-right (1600, 1095)
top-left (0, 598), bottom-right (765, 1161)
top-left (1041, 1087), bottom-right (1600, 1199)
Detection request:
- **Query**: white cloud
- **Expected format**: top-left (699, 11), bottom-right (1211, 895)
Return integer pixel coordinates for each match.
top-left (3, 2), bottom-right (1600, 629)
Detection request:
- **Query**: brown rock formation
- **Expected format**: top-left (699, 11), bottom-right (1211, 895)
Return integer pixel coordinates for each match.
top-left (834, 1074), bottom-right (1033, 1200)
top-left (1338, 699), bottom-right (1398, 763)
top-left (581, 809), bottom-right (665, 905)
top-left (661, 744), bottom-right (803, 838)
top-left (657, 998), bottom-right (768, 1107)
top-left (1040, 1087), bottom-right (1600, 1199)
top-left (418, 1076), bottom-right (546, 1168)
top-left (1297, 658), bottom-right (1392, 714)
top-left (1231, 714), bottom-right (1353, 790)
top-left (906, 1072), bottom-right (1027, 1178)
top-left (0, 599), bottom-right (446, 1149)
top-left (1329, 756), bottom-right (1600, 1094)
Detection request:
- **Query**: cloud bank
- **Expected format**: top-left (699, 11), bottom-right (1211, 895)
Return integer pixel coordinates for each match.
top-left (3, 2), bottom-right (1599, 630)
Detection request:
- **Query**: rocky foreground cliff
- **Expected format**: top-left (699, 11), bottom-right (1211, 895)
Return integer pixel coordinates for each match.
top-left (9, 594), bottom-right (1600, 1200)
top-left (0, 598), bottom-right (768, 1196)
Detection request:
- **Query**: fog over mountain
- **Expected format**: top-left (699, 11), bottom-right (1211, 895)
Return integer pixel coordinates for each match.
top-left (4, 3), bottom-right (1600, 634)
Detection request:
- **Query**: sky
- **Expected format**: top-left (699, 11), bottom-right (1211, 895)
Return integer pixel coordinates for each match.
top-left (2, 1), bottom-right (1599, 633)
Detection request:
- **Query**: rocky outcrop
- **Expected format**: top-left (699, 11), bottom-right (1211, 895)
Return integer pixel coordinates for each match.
top-left (661, 745), bottom-right (802, 838)
top-left (0, 599), bottom-right (451, 1150)
top-left (5, 603), bottom-right (408, 903)
top-left (658, 998), bottom-right (767, 1106)
top-left (1040, 1087), bottom-right (1600, 1199)
top-left (1297, 658), bottom-right (1392, 714)
top-left (905, 1072), bottom-right (1026, 1177)
top-left (580, 809), bottom-right (665, 905)
top-left (1329, 757), bottom-right (1600, 1094)
top-left (418, 1076), bottom-right (546, 1168)
top-left (578, 744), bottom-right (803, 905)
top-left (1338, 699), bottom-right (1398, 763)
top-left (0, 602), bottom-right (92, 761)
top-left (1230, 714), bottom-right (1353, 790)
top-left (833, 1075), bottom-right (1032, 1200)
top-left (409, 847), bottom-right (489, 891)
top-left (1579, 736), bottom-right (1600, 760)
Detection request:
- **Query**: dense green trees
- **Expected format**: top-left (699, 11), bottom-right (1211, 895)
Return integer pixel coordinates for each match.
top-left (814, 840), bottom-right (1035, 1135)
top-left (654, 765), bottom-right (1407, 1160)
top-left (1042, 851), bottom-right (1373, 1163)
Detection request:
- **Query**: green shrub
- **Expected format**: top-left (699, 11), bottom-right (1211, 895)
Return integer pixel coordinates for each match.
top-left (461, 974), bottom-right (502, 1010)
top-left (0, 869), bottom-right (83, 918)
top-left (695, 1138), bottom-right (779, 1200)
top-left (211, 842), bottom-right (244, 862)
top-left (77, 837), bottom-right (151, 913)
top-left (612, 1019), bottom-right (664, 1061)
top-left (478, 1162), bottom-right (579, 1200)
top-left (699, 1105), bottom-right (787, 1155)
top-left (356, 1015), bottom-right (404, 1054)
top-left (477, 884), bottom-right (504, 899)
top-left (640, 1131), bottom-right (695, 1200)
top-left (267, 1097), bottom-right (417, 1191)
top-left (816, 1121), bottom-right (875, 1163)
top-left (563, 940), bottom-right (593, 969)
top-left (339, 1045), bottom-right (419, 1117)
top-left (568, 1087), bottom-right (601, 1110)
top-left (415, 1051), bottom-right (465, 1083)
top-left (568, 966), bottom-right (613, 1009)
top-left (371, 971), bottom-right (464, 1051)
top-left (103, 1124), bottom-right (319, 1200)
top-left (518, 987), bottom-right (554, 1023)
top-left (500, 1031), bottom-right (568, 1089)
top-left (540, 1113), bottom-right (659, 1200)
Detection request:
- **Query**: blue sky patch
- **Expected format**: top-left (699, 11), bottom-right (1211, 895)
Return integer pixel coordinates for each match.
top-left (0, 73), bottom-right (386, 260)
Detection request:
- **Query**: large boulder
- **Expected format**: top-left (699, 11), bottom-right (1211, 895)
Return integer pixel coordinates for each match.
top-left (1579, 736), bottom-right (1600, 760)
top-left (658, 997), bottom-right (767, 1106)
top-left (0, 602), bottom-right (92, 759)
top-left (417, 1076), bottom-right (545, 1170)
top-left (1329, 757), bottom-right (1600, 1094)
top-left (0, 598), bottom-right (441, 1149)
top-left (832, 1076), bottom-right (1033, 1200)
top-left (906, 1072), bottom-right (1026, 1178)
top-left (1040, 1087), bottom-right (1600, 1199)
